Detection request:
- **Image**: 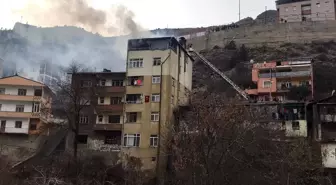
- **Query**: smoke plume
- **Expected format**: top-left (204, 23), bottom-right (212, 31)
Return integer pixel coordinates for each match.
top-left (1, 0), bottom-right (170, 85)
top-left (12, 0), bottom-right (144, 36)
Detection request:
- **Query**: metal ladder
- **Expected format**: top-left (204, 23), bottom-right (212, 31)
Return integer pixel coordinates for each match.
top-left (189, 48), bottom-right (250, 100)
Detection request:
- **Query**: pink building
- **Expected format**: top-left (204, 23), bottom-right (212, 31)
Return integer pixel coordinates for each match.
top-left (246, 60), bottom-right (313, 102)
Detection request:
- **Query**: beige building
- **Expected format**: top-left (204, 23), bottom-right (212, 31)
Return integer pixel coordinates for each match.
top-left (276, 0), bottom-right (336, 23)
top-left (122, 37), bottom-right (193, 170)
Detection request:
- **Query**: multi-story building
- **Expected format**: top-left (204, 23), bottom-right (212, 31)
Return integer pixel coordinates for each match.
top-left (0, 75), bottom-right (52, 135)
top-left (123, 37), bottom-right (193, 170)
top-left (276, 0), bottom-right (336, 23)
top-left (0, 58), bottom-right (3, 78)
top-left (70, 72), bottom-right (126, 154)
top-left (246, 60), bottom-right (313, 102)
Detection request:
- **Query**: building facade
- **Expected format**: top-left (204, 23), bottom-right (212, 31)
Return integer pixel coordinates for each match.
top-left (246, 60), bottom-right (313, 102)
top-left (123, 37), bottom-right (193, 170)
top-left (70, 72), bottom-right (126, 155)
top-left (276, 0), bottom-right (336, 23)
top-left (0, 75), bottom-right (52, 135)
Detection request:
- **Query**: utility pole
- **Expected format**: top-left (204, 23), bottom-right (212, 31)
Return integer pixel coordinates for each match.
top-left (239, 0), bottom-right (241, 21)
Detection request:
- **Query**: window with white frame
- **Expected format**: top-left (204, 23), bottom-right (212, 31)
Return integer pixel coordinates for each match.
top-left (33, 103), bottom-right (40, 113)
top-left (151, 94), bottom-right (160, 102)
top-left (97, 115), bottom-right (103, 123)
top-left (123, 134), bottom-right (140, 147)
top-left (0, 88), bottom-right (5, 94)
top-left (150, 135), bottom-right (158, 147)
top-left (153, 57), bottom-right (161, 66)
top-left (152, 76), bottom-right (161, 84)
top-left (99, 97), bottom-right (105, 104)
top-left (128, 58), bottom-right (143, 68)
top-left (79, 116), bottom-right (88, 124)
top-left (263, 81), bottom-right (271, 88)
top-left (100, 79), bottom-right (106, 86)
top-left (15, 121), bottom-right (22, 128)
top-left (151, 112), bottom-right (159, 122)
top-left (112, 80), bottom-right (124, 87)
top-left (16, 105), bottom-right (24, 112)
top-left (18, 89), bottom-right (27, 96)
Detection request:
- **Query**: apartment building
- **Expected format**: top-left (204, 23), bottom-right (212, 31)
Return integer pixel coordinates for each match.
top-left (70, 72), bottom-right (126, 153)
top-left (276, 0), bottom-right (336, 22)
top-left (246, 60), bottom-right (313, 102)
top-left (0, 75), bottom-right (52, 135)
top-left (123, 37), bottom-right (193, 170)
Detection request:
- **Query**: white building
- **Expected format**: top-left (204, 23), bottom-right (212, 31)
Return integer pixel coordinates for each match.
top-left (0, 75), bottom-right (53, 135)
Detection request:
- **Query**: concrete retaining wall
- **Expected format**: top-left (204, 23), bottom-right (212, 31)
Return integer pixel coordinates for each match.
top-left (189, 21), bottom-right (336, 50)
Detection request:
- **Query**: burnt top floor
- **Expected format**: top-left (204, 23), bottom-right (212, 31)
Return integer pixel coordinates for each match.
top-left (127, 36), bottom-right (194, 61)
top-left (276, 0), bottom-right (310, 5)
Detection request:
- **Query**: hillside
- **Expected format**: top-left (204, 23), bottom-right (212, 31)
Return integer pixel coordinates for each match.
top-left (195, 41), bottom-right (336, 99)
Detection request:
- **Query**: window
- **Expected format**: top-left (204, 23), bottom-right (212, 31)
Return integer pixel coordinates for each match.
top-left (171, 95), bottom-right (174, 104)
top-left (33, 103), bottom-right (40, 113)
top-left (151, 112), bottom-right (159, 122)
top-left (128, 77), bottom-right (143, 86)
top-left (79, 116), bottom-right (88, 124)
top-left (127, 112), bottom-right (138, 123)
top-left (285, 7), bottom-right (288, 11)
top-left (263, 81), bottom-right (271, 88)
top-left (128, 58), bottom-right (143, 68)
top-left (81, 80), bottom-right (92, 87)
top-left (123, 134), bottom-right (140, 147)
top-left (293, 6), bottom-right (296, 11)
top-left (99, 97), bottom-right (105, 104)
top-left (150, 135), bottom-right (158, 147)
top-left (112, 80), bottom-right (124, 87)
top-left (77, 135), bottom-right (88, 144)
top-left (151, 94), bottom-right (160, 102)
top-left (316, 2), bottom-right (320, 7)
top-left (151, 157), bottom-right (156, 162)
top-left (152, 76), bottom-right (161, 84)
top-left (34, 89), bottom-right (42, 96)
top-left (108, 115), bottom-right (120, 123)
top-left (292, 121), bottom-right (300, 130)
top-left (100, 79), bottom-right (106, 86)
top-left (105, 135), bottom-right (118, 145)
top-left (172, 78), bottom-right (175, 87)
top-left (110, 97), bottom-right (122, 104)
top-left (1, 120), bottom-right (6, 129)
top-left (16, 105), bottom-right (24, 112)
top-left (15, 121), bottom-right (22, 128)
top-left (98, 115), bottom-right (103, 123)
top-left (0, 104), bottom-right (2, 111)
top-left (0, 88), bottom-right (5, 94)
top-left (29, 122), bottom-right (37, 130)
top-left (153, 57), bottom-right (161, 66)
top-left (18, 89), bottom-right (27, 96)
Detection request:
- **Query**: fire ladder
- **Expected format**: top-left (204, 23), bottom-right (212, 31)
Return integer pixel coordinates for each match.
top-left (188, 48), bottom-right (250, 101)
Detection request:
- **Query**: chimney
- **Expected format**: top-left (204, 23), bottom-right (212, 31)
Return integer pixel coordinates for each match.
top-left (179, 37), bottom-right (187, 49)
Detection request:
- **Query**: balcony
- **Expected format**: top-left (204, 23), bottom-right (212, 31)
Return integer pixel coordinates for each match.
top-left (0, 94), bottom-right (41, 102)
top-left (95, 105), bottom-right (123, 113)
top-left (0, 112), bottom-right (40, 118)
top-left (93, 123), bottom-right (122, 131)
top-left (96, 86), bottom-right (125, 94)
top-left (3, 127), bottom-right (29, 134)
top-left (320, 114), bottom-right (336, 123)
top-left (259, 71), bottom-right (311, 78)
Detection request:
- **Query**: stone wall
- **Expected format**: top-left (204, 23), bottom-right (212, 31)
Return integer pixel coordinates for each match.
top-left (189, 21), bottom-right (336, 50)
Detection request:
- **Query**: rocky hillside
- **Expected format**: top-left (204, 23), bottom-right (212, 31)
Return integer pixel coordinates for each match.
top-left (194, 41), bottom-right (336, 99)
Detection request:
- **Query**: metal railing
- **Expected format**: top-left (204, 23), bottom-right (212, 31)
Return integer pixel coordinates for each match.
top-left (259, 71), bottom-right (311, 78)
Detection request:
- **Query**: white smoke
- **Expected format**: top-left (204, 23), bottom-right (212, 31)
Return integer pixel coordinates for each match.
top-left (1, 0), bottom-right (172, 82)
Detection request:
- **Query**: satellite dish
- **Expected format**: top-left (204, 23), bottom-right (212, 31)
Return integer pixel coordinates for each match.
top-left (250, 59), bottom-right (254, 63)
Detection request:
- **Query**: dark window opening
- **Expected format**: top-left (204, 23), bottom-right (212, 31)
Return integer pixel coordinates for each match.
top-left (77, 135), bottom-right (88, 144)
top-left (109, 115), bottom-right (121, 123)
top-left (110, 97), bottom-right (122, 104)
top-left (30, 123), bottom-right (37, 130)
top-left (105, 135), bottom-right (119, 145)
top-left (18, 89), bottom-right (27, 96)
top-left (34, 89), bottom-right (42, 96)
top-left (15, 121), bottom-right (22, 128)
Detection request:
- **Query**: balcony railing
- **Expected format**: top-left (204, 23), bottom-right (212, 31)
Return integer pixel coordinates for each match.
top-left (93, 123), bottom-right (122, 131)
top-left (95, 105), bottom-right (123, 112)
top-left (96, 86), bottom-right (125, 94)
top-left (259, 71), bottom-right (311, 78)
top-left (320, 114), bottom-right (336, 123)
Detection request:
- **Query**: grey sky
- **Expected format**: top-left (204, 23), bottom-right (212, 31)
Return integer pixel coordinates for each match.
top-left (0, 0), bottom-right (276, 31)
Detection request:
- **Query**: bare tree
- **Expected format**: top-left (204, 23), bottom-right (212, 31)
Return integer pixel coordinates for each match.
top-left (53, 61), bottom-right (94, 159)
top-left (169, 91), bottom-right (322, 185)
